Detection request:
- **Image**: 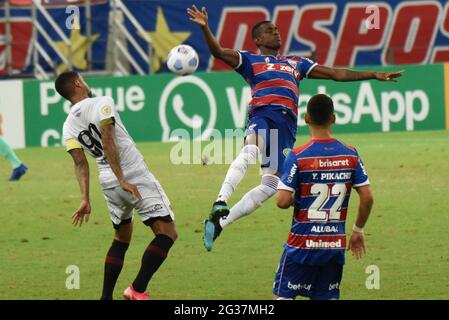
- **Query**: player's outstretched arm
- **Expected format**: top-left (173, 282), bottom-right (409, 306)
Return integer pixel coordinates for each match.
top-left (68, 148), bottom-right (91, 227)
top-left (348, 185), bottom-right (374, 259)
top-left (309, 65), bottom-right (404, 82)
top-left (187, 5), bottom-right (240, 68)
top-left (100, 123), bottom-right (142, 201)
top-left (277, 190), bottom-right (294, 209)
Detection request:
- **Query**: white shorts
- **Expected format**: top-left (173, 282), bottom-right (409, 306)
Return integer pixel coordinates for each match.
top-left (103, 171), bottom-right (174, 227)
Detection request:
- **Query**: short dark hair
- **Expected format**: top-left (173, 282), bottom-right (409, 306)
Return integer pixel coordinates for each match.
top-left (55, 71), bottom-right (79, 100)
top-left (251, 20), bottom-right (271, 39)
top-left (307, 94), bottom-right (334, 125)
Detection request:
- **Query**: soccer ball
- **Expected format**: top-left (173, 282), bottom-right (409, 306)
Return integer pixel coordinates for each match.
top-left (166, 45), bottom-right (199, 76)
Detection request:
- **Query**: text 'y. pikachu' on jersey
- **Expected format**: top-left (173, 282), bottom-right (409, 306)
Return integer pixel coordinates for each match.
top-left (235, 50), bottom-right (317, 117)
top-left (278, 138), bottom-right (369, 266)
top-left (62, 96), bottom-right (145, 189)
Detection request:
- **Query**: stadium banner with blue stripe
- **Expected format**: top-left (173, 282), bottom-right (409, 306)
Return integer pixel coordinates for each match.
top-left (1, 0), bottom-right (449, 76)
top-left (121, 0), bottom-right (449, 72)
top-left (20, 63), bottom-right (447, 148)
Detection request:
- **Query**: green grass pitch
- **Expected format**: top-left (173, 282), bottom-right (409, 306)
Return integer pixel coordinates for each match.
top-left (0, 130), bottom-right (448, 300)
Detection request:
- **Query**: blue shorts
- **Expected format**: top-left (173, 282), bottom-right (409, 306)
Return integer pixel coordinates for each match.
top-left (245, 108), bottom-right (297, 173)
top-left (273, 250), bottom-right (343, 300)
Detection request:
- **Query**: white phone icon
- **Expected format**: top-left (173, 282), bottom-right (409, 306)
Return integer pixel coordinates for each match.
top-left (172, 94), bottom-right (203, 129)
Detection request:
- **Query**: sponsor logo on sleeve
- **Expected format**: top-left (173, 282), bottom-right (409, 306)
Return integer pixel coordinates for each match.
top-left (287, 163), bottom-right (297, 184)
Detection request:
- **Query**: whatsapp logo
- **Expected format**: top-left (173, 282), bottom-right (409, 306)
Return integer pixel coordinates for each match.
top-left (159, 76), bottom-right (217, 141)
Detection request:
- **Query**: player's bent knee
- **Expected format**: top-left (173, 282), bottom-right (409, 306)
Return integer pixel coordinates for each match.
top-left (114, 231), bottom-right (132, 244)
top-left (242, 144), bottom-right (260, 157)
top-left (113, 218), bottom-right (133, 243)
top-left (244, 133), bottom-right (264, 147)
top-left (162, 226), bottom-right (178, 242)
top-left (145, 217), bottom-right (178, 241)
top-left (153, 226), bottom-right (178, 242)
top-left (262, 167), bottom-right (279, 177)
top-left (114, 235), bottom-right (131, 244)
top-left (231, 144), bottom-right (260, 172)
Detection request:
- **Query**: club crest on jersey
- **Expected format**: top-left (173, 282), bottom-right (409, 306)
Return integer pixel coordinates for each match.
top-left (101, 105), bottom-right (112, 116)
top-left (248, 123), bottom-right (257, 131)
top-left (264, 57), bottom-right (270, 63)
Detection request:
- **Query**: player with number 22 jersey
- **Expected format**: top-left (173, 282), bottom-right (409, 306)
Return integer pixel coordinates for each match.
top-left (274, 94), bottom-right (373, 300)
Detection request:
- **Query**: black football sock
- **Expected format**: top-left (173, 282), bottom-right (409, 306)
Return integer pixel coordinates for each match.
top-left (100, 239), bottom-right (129, 300)
top-left (132, 234), bottom-right (174, 293)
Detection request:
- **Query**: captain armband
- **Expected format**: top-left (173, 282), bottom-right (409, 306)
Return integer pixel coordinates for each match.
top-left (65, 138), bottom-right (82, 152)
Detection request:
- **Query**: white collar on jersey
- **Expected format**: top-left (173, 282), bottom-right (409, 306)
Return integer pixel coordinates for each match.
top-left (260, 54), bottom-right (283, 60)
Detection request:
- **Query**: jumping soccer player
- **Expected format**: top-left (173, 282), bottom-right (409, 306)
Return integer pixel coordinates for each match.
top-left (55, 71), bottom-right (177, 300)
top-left (274, 94), bottom-right (373, 300)
top-left (0, 113), bottom-right (27, 181)
top-left (187, 5), bottom-right (399, 251)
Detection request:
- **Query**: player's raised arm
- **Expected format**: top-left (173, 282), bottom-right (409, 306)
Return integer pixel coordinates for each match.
top-left (309, 65), bottom-right (404, 82)
top-left (187, 5), bottom-right (240, 68)
top-left (68, 147), bottom-right (91, 227)
top-left (348, 185), bottom-right (374, 259)
top-left (100, 122), bottom-right (142, 201)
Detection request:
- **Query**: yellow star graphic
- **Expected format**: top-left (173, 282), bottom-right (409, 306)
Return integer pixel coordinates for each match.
top-left (55, 26), bottom-right (99, 72)
top-left (141, 7), bottom-right (191, 72)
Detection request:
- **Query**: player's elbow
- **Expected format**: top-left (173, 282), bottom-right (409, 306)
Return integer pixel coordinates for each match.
top-left (70, 149), bottom-right (88, 167)
top-left (277, 190), bottom-right (294, 209)
top-left (331, 69), bottom-right (346, 81)
top-left (102, 142), bottom-right (112, 153)
top-left (101, 136), bottom-right (116, 153)
top-left (212, 50), bottom-right (225, 60)
top-left (276, 195), bottom-right (291, 209)
top-left (277, 202), bottom-right (290, 209)
top-left (74, 157), bottom-right (88, 168)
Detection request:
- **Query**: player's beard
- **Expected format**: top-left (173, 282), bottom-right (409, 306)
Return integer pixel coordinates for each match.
top-left (272, 40), bottom-right (281, 51)
top-left (265, 40), bottom-right (281, 51)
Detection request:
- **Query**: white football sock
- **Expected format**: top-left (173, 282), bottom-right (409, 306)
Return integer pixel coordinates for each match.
top-left (220, 174), bottom-right (279, 228)
top-left (216, 144), bottom-right (260, 203)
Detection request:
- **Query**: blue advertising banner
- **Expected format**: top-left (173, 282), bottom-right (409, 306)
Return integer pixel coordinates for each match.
top-left (1, 0), bottom-right (449, 75)
top-left (122, 0), bottom-right (449, 72)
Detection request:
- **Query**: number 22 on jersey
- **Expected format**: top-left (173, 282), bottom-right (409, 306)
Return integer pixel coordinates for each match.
top-left (308, 183), bottom-right (347, 221)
